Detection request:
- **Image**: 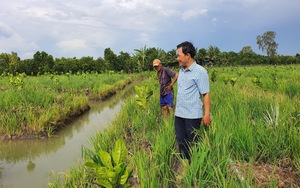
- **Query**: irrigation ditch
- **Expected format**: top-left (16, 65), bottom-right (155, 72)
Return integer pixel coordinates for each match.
top-left (0, 81), bottom-right (137, 188)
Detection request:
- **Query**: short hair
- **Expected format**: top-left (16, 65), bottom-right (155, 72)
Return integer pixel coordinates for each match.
top-left (177, 41), bottom-right (196, 58)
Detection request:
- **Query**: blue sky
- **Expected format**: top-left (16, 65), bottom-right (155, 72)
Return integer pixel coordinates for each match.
top-left (0, 0), bottom-right (299, 59)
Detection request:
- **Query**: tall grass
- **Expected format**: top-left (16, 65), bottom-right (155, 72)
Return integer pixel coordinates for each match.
top-left (0, 72), bottom-right (135, 138)
top-left (49, 65), bottom-right (300, 187)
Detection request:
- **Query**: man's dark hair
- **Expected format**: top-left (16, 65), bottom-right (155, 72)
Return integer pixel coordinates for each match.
top-left (177, 41), bottom-right (196, 58)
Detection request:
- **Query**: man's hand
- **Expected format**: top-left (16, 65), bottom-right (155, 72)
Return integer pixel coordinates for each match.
top-left (202, 114), bottom-right (211, 126)
top-left (202, 93), bottom-right (211, 126)
top-left (166, 85), bottom-right (172, 91)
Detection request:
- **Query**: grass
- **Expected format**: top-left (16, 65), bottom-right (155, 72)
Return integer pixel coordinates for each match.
top-left (0, 72), bottom-right (137, 139)
top-left (47, 65), bottom-right (299, 187)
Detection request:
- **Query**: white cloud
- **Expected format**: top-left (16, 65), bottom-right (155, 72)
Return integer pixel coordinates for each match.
top-left (137, 33), bottom-right (151, 44)
top-left (182, 9), bottom-right (208, 21)
top-left (0, 0), bottom-right (299, 58)
top-left (57, 39), bottom-right (87, 50)
top-left (0, 21), bottom-right (14, 38)
top-left (0, 20), bottom-right (39, 58)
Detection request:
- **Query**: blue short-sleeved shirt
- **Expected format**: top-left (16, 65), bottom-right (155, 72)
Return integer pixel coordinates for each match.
top-left (175, 62), bottom-right (210, 119)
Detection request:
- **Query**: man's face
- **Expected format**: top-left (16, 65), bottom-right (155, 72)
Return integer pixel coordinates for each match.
top-left (154, 63), bottom-right (162, 71)
top-left (177, 47), bottom-right (189, 67)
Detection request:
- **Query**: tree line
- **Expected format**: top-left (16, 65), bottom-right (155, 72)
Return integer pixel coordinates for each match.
top-left (1, 31), bottom-right (299, 75)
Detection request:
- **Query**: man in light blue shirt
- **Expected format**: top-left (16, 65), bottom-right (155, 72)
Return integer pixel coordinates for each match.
top-left (175, 41), bottom-right (211, 160)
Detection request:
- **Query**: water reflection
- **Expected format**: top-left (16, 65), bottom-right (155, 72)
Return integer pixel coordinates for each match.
top-left (27, 160), bottom-right (35, 172)
top-left (0, 84), bottom-right (135, 188)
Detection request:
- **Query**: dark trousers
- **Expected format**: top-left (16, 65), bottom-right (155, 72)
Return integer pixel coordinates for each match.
top-left (175, 116), bottom-right (202, 159)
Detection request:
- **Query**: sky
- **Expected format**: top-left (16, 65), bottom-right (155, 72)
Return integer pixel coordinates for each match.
top-left (0, 0), bottom-right (299, 60)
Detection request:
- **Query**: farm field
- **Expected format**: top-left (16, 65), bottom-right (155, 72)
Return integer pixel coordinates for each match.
top-left (0, 72), bottom-right (137, 139)
top-left (48, 65), bottom-right (300, 187)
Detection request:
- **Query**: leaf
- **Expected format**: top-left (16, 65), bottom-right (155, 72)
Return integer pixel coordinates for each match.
top-left (112, 138), bottom-right (127, 165)
top-left (123, 183), bottom-right (132, 188)
top-left (114, 162), bottom-right (126, 175)
top-left (146, 90), bottom-right (153, 99)
top-left (97, 179), bottom-right (113, 188)
top-left (92, 154), bottom-right (102, 165)
top-left (84, 161), bottom-right (101, 169)
top-left (107, 171), bottom-right (117, 179)
top-left (99, 150), bottom-right (113, 169)
top-left (113, 164), bottom-right (122, 175)
top-left (120, 168), bottom-right (131, 185)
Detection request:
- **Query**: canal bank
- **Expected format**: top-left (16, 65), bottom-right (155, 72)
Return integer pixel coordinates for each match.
top-left (0, 84), bottom-right (135, 188)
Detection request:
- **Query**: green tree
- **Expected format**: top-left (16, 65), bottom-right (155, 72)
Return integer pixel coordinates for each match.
top-left (104, 48), bottom-right (119, 71)
top-left (17, 59), bottom-right (35, 75)
top-left (79, 56), bottom-right (94, 72)
top-left (239, 46), bottom-right (254, 56)
top-left (166, 49), bottom-right (176, 62)
top-left (33, 51), bottom-right (54, 74)
top-left (118, 51), bottom-right (131, 72)
top-left (0, 53), bottom-right (10, 74)
top-left (195, 48), bottom-right (208, 65)
top-left (219, 52), bottom-right (230, 66)
top-left (145, 47), bottom-right (160, 70)
top-left (95, 57), bottom-right (107, 73)
top-left (0, 52), bottom-right (20, 74)
top-left (207, 46), bottom-right (221, 66)
top-left (257, 31), bottom-right (278, 57)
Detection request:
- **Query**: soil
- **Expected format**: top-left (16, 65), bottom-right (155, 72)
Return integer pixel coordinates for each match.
top-left (231, 158), bottom-right (300, 187)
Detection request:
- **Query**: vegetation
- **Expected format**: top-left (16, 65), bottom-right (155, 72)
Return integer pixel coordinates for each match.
top-left (1, 30), bottom-right (299, 186)
top-left (0, 72), bottom-right (134, 139)
top-left (49, 65), bottom-right (300, 187)
top-left (257, 31), bottom-right (278, 57)
top-left (1, 30), bottom-right (300, 76)
top-left (84, 138), bottom-right (131, 188)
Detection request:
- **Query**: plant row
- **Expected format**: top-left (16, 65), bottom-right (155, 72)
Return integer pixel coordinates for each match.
top-left (0, 73), bottom-right (136, 139)
top-left (49, 66), bottom-right (299, 187)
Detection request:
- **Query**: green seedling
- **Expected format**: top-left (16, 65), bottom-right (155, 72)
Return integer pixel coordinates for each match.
top-left (85, 138), bottom-right (132, 188)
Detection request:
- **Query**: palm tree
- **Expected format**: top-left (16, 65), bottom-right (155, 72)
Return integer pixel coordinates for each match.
top-left (207, 46), bottom-right (221, 66)
top-left (134, 46), bottom-right (147, 71)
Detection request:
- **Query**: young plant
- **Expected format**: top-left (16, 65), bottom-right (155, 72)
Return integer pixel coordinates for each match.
top-left (9, 75), bottom-right (25, 90)
top-left (211, 70), bottom-right (217, 83)
top-left (134, 85), bottom-right (153, 138)
top-left (223, 77), bottom-right (229, 85)
top-left (134, 85), bottom-right (153, 109)
top-left (230, 77), bottom-right (237, 87)
top-left (252, 75), bottom-right (262, 88)
top-left (84, 138), bottom-right (132, 188)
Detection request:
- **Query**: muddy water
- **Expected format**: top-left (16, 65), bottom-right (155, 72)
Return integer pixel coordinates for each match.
top-left (0, 84), bottom-right (134, 188)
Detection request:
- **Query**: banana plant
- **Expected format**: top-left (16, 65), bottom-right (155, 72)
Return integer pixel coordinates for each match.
top-left (84, 138), bottom-right (131, 188)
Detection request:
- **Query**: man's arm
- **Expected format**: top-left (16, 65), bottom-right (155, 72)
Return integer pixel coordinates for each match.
top-left (166, 73), bottom-right (178, 91)
top-left (170, 73), bottom-right (178, 87)
top-left (202, 92), bottom-right (211, 126)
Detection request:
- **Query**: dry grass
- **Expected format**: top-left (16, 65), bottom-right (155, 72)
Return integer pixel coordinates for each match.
top-left (232, 158), bottom-right (300, 187)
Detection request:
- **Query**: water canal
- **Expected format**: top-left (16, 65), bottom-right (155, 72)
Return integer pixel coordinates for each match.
top-left (0, 84), bottom-right (134, 188)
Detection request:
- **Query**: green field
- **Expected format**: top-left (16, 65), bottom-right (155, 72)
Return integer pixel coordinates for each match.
top-left (0, 72), bottom-right (135, 139)
top-left (47, 65), bottom-right (300, 187)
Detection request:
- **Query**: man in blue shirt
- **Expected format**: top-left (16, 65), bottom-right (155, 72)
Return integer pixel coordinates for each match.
top-left (153, 59), bottom-right (178, 119)
top-left (175, 41), bottom-right (211, 160)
